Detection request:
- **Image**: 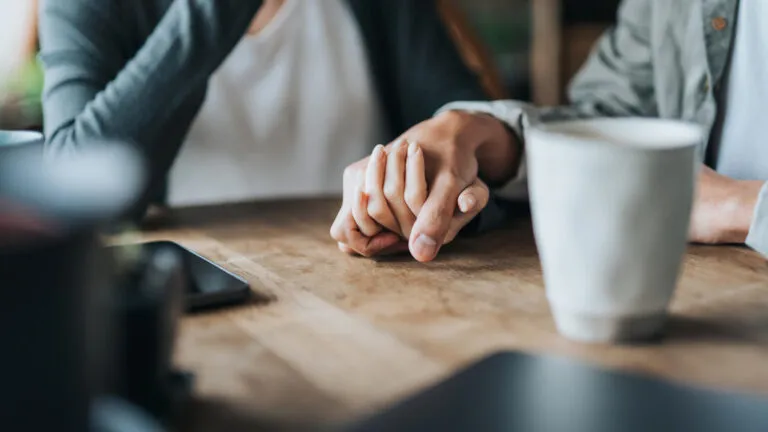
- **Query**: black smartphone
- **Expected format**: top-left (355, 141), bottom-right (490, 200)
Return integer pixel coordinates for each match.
top-left (114, 241), bottom-right (251, 311)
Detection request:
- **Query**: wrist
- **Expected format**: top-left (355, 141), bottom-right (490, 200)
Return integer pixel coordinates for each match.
top-left (474, 113), bottom-right (520, 185)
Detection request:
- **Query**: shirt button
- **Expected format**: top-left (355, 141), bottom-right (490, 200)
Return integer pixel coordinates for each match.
top-left (711, 17), bottom-right (727, 31)
top-left (703, 76), bottom-right (711, 93)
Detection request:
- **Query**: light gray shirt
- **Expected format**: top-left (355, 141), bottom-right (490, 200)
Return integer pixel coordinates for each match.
top-left (714, 0), bottom-right (767, 179)
top-left (441, 0), bottom-right (768, 256)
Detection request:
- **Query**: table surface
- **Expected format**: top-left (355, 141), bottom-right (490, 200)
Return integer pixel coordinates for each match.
top-left (126, 199), bottom-right (768, 431)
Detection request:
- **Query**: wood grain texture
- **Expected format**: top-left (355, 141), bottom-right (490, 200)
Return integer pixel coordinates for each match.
top-left (126, 199), bottom-right (768, 430)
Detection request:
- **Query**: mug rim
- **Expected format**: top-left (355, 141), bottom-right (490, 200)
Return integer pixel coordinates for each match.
top-left (0, 130), bottom-right (44, 147)
top-left (529, 118), bottom-right (703, 152)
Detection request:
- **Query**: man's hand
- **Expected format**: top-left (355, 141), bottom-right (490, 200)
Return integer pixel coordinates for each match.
top-left (330, 140), bottom-right (487, 258)
top-left (393, 111), bottom-right (519, 262)
top-left (331, 110), bottom-right (520, 262)
top-left (689, 165), bottom-right (763, 244)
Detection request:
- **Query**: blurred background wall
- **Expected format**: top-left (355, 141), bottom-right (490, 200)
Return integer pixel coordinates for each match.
top-left (455, 0), bottom-right (533, 100)
top-left (456, 0), bottom-right (620, 105)
top-left (0, 0), bottom-right (42, 130)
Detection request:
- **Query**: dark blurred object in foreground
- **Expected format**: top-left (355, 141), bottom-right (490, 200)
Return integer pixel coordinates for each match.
top-left (113, 243), bottom-right (190, 420)
top-left (348, 351), bottom-right (768, 432)
top-left (0, 142), bottom-right (181, 431)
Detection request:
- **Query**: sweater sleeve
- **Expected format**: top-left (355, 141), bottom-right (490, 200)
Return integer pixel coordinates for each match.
top-left (39, 0), bottom-right (262, 157)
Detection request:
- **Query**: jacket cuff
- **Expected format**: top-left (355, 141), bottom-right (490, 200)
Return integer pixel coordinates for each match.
top-left (436, 100), bottom-right (535, 200)
top-left (745, 181), bottom-right (768, 257)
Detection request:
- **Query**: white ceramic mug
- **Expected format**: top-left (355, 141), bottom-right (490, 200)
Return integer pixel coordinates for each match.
top-left (526, 118), bottom-right (703, 343)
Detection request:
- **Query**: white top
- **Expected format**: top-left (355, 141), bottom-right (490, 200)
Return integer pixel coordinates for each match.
top-left (168, 0), bottom-right (383, 207)
top-left (715, 0), bottom-right (768, 180)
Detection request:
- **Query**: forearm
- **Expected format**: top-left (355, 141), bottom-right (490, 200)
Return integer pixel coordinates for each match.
top-left (40, 0), bottom-right (262, 154)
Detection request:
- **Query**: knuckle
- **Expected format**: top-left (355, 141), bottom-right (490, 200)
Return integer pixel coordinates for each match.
top-left (330, 225), bottom-right (340, 241)
top-left (367, 200), bottom-right (390, 221)
top-left (342, 166), bottom-right (355, 181)
top-left (382, 183), bottom-right (401, 201)
top-left (359, 245), bottom-right (376, 258)
top-left (347, 237), bottom-right (372, 257)
top-left (343, 165), bottom-right (362, 184)
top-left (330, 222), bottom-right (347, 242)
top-left (404, 190), bottom-right (426, 209)
top-left (436, 109), bottom-right (464, 128)
top-left (330, 217), bottom-right (344, 240)
top-left (440, 172), bottom-right (464, 193)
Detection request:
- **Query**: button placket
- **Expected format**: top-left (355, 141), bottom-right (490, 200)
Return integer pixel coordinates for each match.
top-left (711, 16), bottom-right (727, 31)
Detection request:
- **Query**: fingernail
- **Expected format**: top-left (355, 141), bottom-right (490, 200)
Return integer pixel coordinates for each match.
top-left (408, 140), bottom-right (419, 155)
top-left (397, 139), bottom-right (408, 154)
top-left (459, 195), bottom-right (476, 213)
top-left (413, 234), bottom-right (438, 259)
top-left (372, 144), bottom-right (384, 158)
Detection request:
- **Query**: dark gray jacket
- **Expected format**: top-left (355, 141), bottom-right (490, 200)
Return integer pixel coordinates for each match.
top-left (39, 0), bottom-right (489, 218)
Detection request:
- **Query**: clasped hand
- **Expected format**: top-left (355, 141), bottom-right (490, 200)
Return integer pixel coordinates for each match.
top-left (330, 111), bottom-right (518, 262)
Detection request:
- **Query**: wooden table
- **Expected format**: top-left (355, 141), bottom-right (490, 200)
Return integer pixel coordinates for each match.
top-left (128, 199), bottom-right (768, 430)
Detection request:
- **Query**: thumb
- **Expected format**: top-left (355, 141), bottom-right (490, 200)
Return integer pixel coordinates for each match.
top-left (457, 179), bottom-right (489, 214)
top-left (409, 173), bottom-right (464, 262)
top-left (444, 178), bottom-right (490, 244)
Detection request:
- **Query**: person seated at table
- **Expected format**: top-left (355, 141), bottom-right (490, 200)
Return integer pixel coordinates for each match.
top-left (334, 0), bottom-right (768, 262)
top-left (38, 0), bottom-right (492, 221)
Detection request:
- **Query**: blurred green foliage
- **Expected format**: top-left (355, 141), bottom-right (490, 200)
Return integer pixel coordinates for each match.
top-left (0, 58), bottom-right (43, 128)
top-left (467, 13), bottom-right (531, 56)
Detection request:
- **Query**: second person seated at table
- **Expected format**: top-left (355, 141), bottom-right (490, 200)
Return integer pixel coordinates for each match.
top-left (335, 0), bottom-right (768, 262)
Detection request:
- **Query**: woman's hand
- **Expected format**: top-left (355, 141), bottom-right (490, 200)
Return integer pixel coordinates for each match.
top-left (330, 153), bottom-right (408, 258)
top-left (331, 135), bottom-right (491, 261)
top-left (362, 139), bottom-right (488, 244)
